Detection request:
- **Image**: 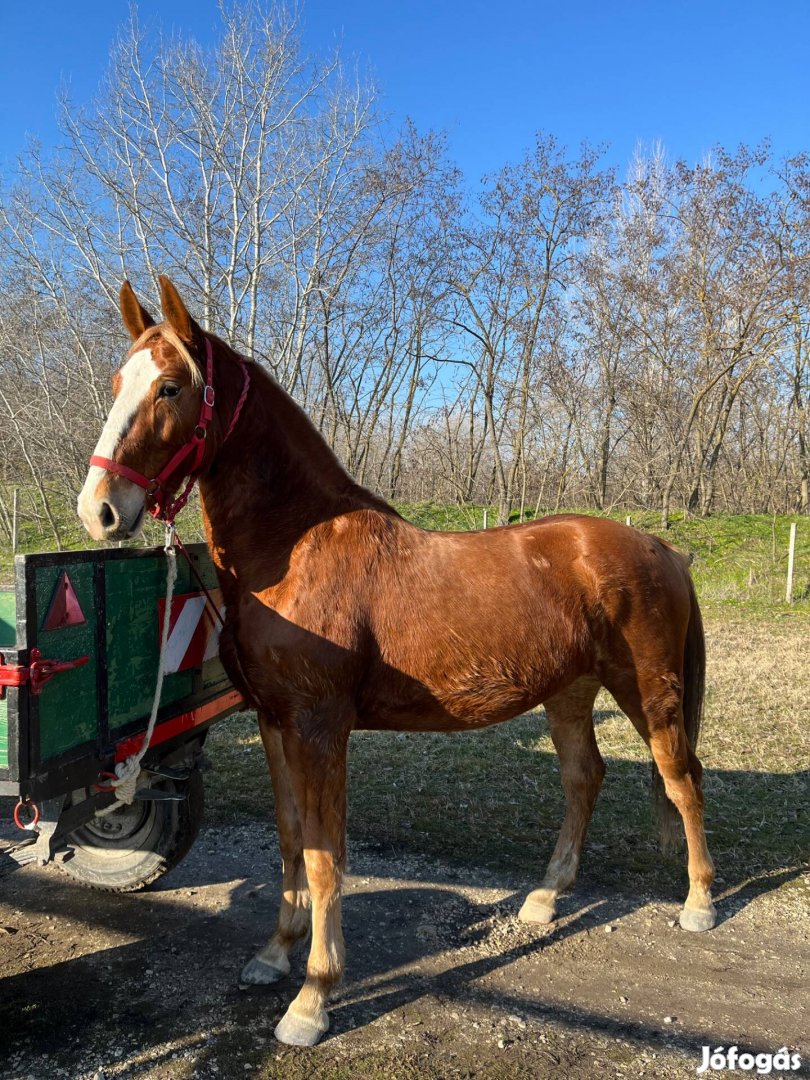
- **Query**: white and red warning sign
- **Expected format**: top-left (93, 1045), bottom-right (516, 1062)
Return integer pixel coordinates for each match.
top-left (157, 590), bottom-right (225, 674)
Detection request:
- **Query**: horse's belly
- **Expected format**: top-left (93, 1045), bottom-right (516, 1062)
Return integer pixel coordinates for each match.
top-left (359, 596), bottom-right (593, 730)
top-left (356, 663), bottom-right (553, 732)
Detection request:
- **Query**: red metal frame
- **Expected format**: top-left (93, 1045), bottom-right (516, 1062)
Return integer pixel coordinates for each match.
top-left (114, 688), bottom-right (245, 762)
top-left (0, 654), bottom-right (27, 694)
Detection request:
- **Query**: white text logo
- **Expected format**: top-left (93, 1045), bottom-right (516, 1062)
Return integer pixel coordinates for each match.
top-left (697, 1046), bottom-right (802, 1074)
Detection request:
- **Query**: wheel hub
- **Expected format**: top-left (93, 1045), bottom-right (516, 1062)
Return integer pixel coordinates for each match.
top-left (85, 802), bottom-right (149, 841)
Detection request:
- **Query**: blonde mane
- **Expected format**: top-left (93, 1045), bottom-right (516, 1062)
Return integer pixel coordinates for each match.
top-left (130, 325), bottom-right (204, 388)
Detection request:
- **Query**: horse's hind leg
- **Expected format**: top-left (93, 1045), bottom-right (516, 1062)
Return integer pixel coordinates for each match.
top-left (607, 673), bottom-right (716, 932)
top-left (519, 677), bottom-right (604, 925)
top-left (240, 719), bottom-right (311, 985)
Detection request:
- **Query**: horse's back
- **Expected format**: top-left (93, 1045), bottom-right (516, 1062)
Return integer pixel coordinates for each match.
top-left (372, 512), bottom-right (691, 630)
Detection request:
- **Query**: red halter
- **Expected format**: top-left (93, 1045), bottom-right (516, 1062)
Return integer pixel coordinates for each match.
top-left (90, 337), bottom-right (250, 525)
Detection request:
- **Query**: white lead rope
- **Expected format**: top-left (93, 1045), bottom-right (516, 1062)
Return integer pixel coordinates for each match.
top-left (96, 530), bottom-right (178, 816)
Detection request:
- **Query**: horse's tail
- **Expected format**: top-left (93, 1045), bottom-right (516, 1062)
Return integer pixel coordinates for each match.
top-left (654, 563), bottom-right (706, 850)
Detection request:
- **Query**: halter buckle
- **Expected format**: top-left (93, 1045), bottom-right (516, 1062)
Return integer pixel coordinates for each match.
top-left (203, 385), bottom-right (215, 408)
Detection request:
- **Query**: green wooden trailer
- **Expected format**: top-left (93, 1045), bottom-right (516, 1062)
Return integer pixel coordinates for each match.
top-left (0, 543), bottom-right (243, 890)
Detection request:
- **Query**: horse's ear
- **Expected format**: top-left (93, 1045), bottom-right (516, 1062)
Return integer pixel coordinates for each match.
top-left (120, 281), bottom-right (156, 341)
top-left (159, 276), bottom-right (200, 344)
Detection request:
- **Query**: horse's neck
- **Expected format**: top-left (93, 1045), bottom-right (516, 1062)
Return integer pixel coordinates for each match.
top-left (199, 360), bottom-right (386, 572)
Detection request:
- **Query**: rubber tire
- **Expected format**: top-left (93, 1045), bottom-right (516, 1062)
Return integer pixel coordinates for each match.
top-left (60, 770), bottom-right (204, 893)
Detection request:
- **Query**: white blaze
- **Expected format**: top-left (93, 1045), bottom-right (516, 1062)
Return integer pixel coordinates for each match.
top-left (77, 347), bottom-right (160, 536)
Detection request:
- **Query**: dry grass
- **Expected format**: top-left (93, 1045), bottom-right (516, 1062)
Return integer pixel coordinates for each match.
top-left (205, 612), bottom-right (810, 906)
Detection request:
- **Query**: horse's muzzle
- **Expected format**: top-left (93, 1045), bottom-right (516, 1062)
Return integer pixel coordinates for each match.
top-left (77, 474), bottom-right (147, 542)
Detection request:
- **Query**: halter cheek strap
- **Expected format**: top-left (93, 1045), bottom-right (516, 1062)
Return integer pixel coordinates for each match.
top-left (90, 337), bottom-right (250, 525)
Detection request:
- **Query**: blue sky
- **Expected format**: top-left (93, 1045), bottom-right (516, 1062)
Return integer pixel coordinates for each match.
top-left (1, 1), bottom-right (808, 184)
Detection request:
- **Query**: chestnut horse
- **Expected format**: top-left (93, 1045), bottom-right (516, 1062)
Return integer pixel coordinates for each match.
top-left (78, 277), bottom-right (716, 1046)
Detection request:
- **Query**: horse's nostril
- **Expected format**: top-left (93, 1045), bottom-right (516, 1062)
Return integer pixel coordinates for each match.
top-left (100, 502), bottom-right (117, 529)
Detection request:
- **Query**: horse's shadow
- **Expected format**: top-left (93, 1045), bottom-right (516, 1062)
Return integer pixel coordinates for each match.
top-left (0, 862), bottom-right (779, 1070)
top-left (339, 716), bottom-right (809, 920)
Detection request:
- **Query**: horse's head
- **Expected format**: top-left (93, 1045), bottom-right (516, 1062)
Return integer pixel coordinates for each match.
top-left (78, 277), bottom-right (209, 541)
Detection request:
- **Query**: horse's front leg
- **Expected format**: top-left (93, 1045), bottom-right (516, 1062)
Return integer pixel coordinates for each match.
top-left (240, 718), bottom-right (310, 984)
top-left (273, 715), bottom-right (350, 1047)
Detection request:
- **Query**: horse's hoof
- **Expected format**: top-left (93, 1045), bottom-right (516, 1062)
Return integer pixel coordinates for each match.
top-left (240, 953), bottom-right (290, 985)
top-left (518, 897), bottom-right (556, 924)
top-left (274, 1004), bottom-right (329, 1046)
top-left (679, 904), bottom-right (717, 932)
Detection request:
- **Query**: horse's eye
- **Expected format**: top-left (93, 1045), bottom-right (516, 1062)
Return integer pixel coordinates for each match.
top-left (159, 383), bottom-right (181, 399)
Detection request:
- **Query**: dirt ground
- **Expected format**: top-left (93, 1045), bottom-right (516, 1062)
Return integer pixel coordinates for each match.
top-left (1, 811), bottom-right (807, 1080)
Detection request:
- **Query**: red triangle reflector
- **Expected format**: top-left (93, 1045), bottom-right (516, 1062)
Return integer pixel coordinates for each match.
top-left (43, 572), bottom-right (87, 631)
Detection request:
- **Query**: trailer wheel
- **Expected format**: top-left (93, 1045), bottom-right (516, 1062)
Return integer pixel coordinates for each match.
top-left (60, 769), bottom-right (204, 892)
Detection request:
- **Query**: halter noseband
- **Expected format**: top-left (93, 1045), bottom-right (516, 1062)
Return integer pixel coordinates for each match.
top-left (90, 337), bottom-right (250, 525)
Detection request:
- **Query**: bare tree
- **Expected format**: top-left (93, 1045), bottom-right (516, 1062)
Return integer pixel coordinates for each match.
top-left (449, 136), bottom-right (613, 522)
top-left (1, 4), bottom-right (809, 541)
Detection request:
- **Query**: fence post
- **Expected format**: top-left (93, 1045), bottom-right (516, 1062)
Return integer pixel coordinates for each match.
top-left (11, 488), bottom-right (18, 555)
top-left (483, 509), bottom-right (489, 530)
top-left (785, 522), bottom-right (797, 604)
top-left (625, 515), bottom-right (632, 527)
